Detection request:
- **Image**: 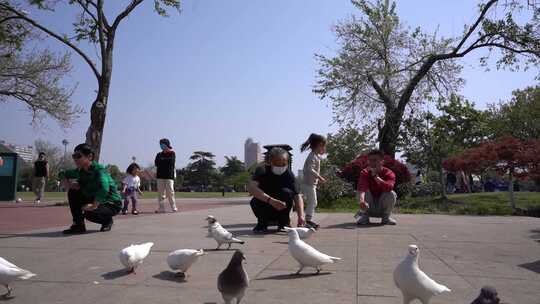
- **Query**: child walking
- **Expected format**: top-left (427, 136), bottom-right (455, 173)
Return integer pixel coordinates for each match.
top-left (122, 163), bottom-right (143, 215)
top-left (300, 133), bottom-right (327, 229)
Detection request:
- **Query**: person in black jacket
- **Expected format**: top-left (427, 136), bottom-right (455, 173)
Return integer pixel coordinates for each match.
top-left (33, 152), bottom-right (49, 204)
top-left (155, 138), bottom-right (177, 213)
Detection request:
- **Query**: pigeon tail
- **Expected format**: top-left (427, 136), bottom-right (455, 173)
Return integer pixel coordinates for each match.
top-left (231, 238), bottom-right (244, 244)
top-left (18, 270), bottom-right (36, 280)
top-left (329, 256), bottom-right (342, 262)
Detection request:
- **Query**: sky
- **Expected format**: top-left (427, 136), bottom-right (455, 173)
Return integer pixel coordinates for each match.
top-left (0, 0), bottom-right (538, 173)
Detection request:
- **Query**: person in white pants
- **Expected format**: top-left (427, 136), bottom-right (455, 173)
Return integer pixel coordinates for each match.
top-left (300, 133), bottom-right (327, 229)
top-left (155, 138), bottom-right (178, 213)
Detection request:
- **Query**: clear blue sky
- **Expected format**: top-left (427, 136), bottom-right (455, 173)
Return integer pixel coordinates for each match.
top-left (0, 0), bottom-right (537, 173)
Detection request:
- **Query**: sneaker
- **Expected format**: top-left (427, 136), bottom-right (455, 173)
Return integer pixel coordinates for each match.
top-left (356, 213), bottom-right (370, 225)
top-left (252, 224), bottom-right (268, 234)
top-left (305, 220), bottom-right (320, 229)
top-left (381, 217), bottom-right (397, 226)
top-left (172, 208), bottom-right (178, 213)
top-left (121, 210), bottom-right (127, 215)
top-left (62, 224), bottom-right (87, 234)
top-left (34, 199), bottom-right (40, 204)
top-left (132, 210), bottom-right (139, 215)
top-left (276, 226), bottom-right (287, 233)
top-left (100, 219), bottom-right (113, 232)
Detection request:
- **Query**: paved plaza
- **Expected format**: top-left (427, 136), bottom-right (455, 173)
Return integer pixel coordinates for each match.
top-left (1, 198), bottom-right (539, 303)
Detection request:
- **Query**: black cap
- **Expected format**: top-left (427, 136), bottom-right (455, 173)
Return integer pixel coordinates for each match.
top-left (159, 138), bottom-right (172, 149)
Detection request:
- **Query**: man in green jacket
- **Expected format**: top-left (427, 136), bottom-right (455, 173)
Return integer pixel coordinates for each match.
top-left (60, 144), bottom-right (122, 234)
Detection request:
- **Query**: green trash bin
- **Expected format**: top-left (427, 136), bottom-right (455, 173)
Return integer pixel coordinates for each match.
top-left (0, 153), bottom-right (19, 201)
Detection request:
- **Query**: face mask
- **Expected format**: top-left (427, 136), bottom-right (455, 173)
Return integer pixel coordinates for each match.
top-left (272, 166), bottom-right (288, 175)
top-left (160, 143), bottom-right (167, 150)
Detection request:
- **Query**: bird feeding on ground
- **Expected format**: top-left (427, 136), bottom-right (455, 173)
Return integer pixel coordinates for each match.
top-left (166, 249), bottom-right (205, 278)
top-left (284, 227), bottom-right (341, 275)
top-left (394, 245), bottom-right (451, 304)
top-left (119, 242), bottom-right (154, 274)
top-left (205, 215), bottom-right (245, 250)
top-left (471, 286), bottom-right (500, 304)
top-left (217, 250), bottom-right (249, 304)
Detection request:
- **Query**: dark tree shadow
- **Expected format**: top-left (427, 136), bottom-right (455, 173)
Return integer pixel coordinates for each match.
top-left (256, 272), bottom-right (332, 280)
top-left (101, 269), bottom-right (131, 280)
top-left (530, 229), bottom-right (540, 243)
top-left (221, 223), bottom-right (257, 229)
top-left (518, 260), bottom-right (540, 274)
top-left (152, 271), bottom-right (187, 283)
top-left (324, 222), bottom-right (382, 229)
top-left (203, 248), bottom-right (238, 252)
top-left (0, 230), bottom-right (99, 239)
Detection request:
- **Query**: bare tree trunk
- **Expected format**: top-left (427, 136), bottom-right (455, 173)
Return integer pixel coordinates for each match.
top-left (85, 44), bottom-right (113, 161)
top-left (378, 109), bottom-right (403, 157)
top-left (439, 164), bottom-right (447, 199)
top-left (509, 170), bottom-right (516, 210)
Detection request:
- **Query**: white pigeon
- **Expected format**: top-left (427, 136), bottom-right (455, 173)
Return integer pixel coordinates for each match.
top-left (0, 257), bottom-right (36, 298)
top-left (289, 227), bottom-right (316, 240)
top-left (205, 215), bottom-right (245, 250)
top-left (166, 249), bottom-right (205, 277)
top-left (284, 227), bottom-right (341, 274)
top-left (394, 245), bottom-right (451, 304)
top-left (119, 242), bottom-right (154, 274)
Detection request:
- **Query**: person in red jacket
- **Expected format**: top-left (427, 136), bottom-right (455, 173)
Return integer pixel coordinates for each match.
top-left (356, 149), bottom-right (397, 226)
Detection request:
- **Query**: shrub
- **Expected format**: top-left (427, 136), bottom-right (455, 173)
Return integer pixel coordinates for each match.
top-left (317, 163), bottom-right (355, 208)
top-left (411, 182), bottom-right (443, 197)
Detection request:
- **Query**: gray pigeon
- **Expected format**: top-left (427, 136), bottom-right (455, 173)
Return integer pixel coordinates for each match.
top-left (471, 286), bottom-right (500, 304)
top-left (217, 250), bottom-right (249, 304)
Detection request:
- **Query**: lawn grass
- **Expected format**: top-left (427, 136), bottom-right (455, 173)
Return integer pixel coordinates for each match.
top-left (15, 191), bottom-right (249, 201)
top-left (318, 191), bottom-right (540, 216)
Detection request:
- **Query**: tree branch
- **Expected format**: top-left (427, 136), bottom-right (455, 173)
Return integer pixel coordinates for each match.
top-left (73, 0), bottom-right (99, 26)
top-left (111, 0), bottom-right (144, 30)
top-left (0, 3), bottom-right (101, 81)
top-left (453, 0), bottom-right (498, 53)
top-left (96, 0), bottom-right (106, 55)
top-left (367, 74), bottom-right (393, 106)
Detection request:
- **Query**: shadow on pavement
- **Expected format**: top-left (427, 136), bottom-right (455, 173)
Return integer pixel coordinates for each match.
top-left (221, 223), bottom-right (256, 229)
top-left (0, 230), bottom-right (99, 239)
top-left (102, 269), bottom-right (130, 280)
top-left (256, 272), bottom-right (332, 280)
top-left (530, 229), bottom-right (540, 243)
top-left (153, 271), bottom-right (187, 283)
top-left (519, 260), bottom-right (540, 274)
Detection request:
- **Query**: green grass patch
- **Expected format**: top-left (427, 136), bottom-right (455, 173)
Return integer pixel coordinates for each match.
top-left (318, 192), bottom-right (540, 216)
top-left (16, 191), bottom-right (249, 201)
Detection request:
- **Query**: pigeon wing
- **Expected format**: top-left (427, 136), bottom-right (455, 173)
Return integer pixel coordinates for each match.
top-left (290, 240), bottom-right (338, 266)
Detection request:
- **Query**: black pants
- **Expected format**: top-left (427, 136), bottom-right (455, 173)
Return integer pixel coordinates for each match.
top-left (250, 188), bottom-right (294, 228)
top-left (68, 189), bottom-right (120, 226)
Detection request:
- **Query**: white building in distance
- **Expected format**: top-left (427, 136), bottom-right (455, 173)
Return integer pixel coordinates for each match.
top-left (244, 138), bottom-right (262, 168)
top-left (0, 140), bottom-right (34, 163)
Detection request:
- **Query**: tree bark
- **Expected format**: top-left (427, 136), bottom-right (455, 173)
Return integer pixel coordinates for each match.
top-left (378, 108), bottom-right (403, 157)
top-left (85, 42), bottom-right (113, 161)
top-left (509, 170), bottom-right (516, 210)
top-left (439, 163), bottom-right (447, 199)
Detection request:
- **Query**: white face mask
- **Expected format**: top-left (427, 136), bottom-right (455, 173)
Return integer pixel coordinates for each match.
top-left (271, 166), bottom-right (288, 175)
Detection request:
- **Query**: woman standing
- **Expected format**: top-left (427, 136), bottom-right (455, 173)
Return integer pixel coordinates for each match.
top-left (60, 144), bottom-right (122, 234)
top-left (155, 138), bottom-right (178, 213)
